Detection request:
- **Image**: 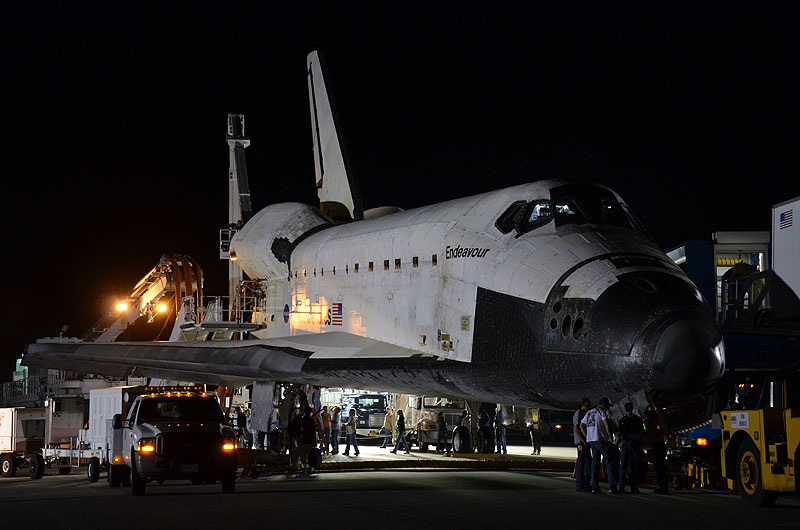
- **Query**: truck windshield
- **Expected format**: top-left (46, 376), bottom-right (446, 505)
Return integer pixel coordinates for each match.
top-left (137, 397), bottom-right (225, 423)
top-left (354, 396), bottom-right (386, 410)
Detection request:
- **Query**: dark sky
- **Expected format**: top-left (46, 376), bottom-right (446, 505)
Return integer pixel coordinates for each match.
top-left (1, 4), bottom-right (798, 381)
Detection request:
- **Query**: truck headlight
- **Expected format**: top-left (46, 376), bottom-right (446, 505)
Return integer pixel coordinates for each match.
top-left (138, 438), bottom-right (156, 453)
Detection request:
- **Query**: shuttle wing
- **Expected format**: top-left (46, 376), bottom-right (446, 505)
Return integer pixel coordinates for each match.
top-left (307, 50), bottom-right (363, 222)
top-left (23, 332), bottom-right (425, 387)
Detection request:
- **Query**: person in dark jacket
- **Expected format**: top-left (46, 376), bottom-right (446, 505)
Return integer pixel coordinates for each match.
top-left (298, 406), bottom-right (317, 472)
top-left (618, 403), bottom-right (644, 493)
top-left (436, 411), bottom-right (450, 454)
top-left (391, 409), bottom-right (411, 454)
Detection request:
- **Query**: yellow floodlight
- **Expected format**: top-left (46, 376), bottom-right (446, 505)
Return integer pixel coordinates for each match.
top-left (115, 301), bottom-right (128, 312)
top-left (156, 303), bottom-right (168, 313)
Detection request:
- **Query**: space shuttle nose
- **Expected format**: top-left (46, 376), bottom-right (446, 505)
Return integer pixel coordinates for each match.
top-left (650, 317), bottom-right (725, 394)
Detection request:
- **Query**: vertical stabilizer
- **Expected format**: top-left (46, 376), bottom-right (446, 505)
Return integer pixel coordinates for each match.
top-left (307, 50), bottom-right (363, 222)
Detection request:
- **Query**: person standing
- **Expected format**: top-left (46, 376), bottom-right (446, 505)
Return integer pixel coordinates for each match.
top-left (321, 406), bottom-right (332, 454)
top-left (530, 415), bottom-right (541, 456)
top-left (391, 409), bottom-right (411, 454)
top-left (436, 411), bottom-right (450, 454)
top-left (618, 403), bottom-right (644, 493)
top-left (573, 398), bottom-right (592, 491)
top-left (380, 407), bottom-right (393, 448)
top-left (298, 406), bottom-right (317, 472)
top-left (495, 405), bottom-right (507, 455)
top-left (580, 397), bottom-right (619, 494)
top-left (644, 405), bottom-right (669, 494)
top-left (343, 407), bottom-right (359, 456)
top-left (330, 406), bottom-right (341, 455)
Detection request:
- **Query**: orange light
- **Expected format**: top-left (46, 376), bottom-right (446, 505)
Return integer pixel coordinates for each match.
top-left (555, 424), bottom-right (562, 429)
top-left (222, 443), bottom-right (235, 451)
top-left (696, 438), bottom-right (708, 446)
top-left (115, 301), bottom-right (128, 312)
top-left (156, 303), bottom-right (168, 313)
top-left (140, 445), bottom-right (155, 452)
top-left (113, 456), bottom-right (121, 463)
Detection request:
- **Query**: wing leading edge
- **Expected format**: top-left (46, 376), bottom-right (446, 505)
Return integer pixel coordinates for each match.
top-left (23, 332), bottom-right (429, 387)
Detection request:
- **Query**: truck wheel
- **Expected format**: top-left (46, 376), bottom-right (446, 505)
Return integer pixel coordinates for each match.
top-left (452, 426), bottom-right (471, 453)
top-left (221, 472), bottom-right (235, 494)
top-left (87, 457), bottom-right (100, 483)
top-left (1, 454), bottom-right (17, 477)
top-left (108, 464), bottom-right (122, 487)
top-left (130, 461), bottom-right (146, 496)
top-left (29, 454), bottom-right (44, 479)
top-left (737, 439), bottom-right (778, 507)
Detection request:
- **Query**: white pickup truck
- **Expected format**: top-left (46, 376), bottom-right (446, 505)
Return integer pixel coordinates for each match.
top-left (110, 386), bottom-right (237, 495)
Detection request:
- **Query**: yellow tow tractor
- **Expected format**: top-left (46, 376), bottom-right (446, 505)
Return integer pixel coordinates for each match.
top-left (720, 372), bottom-right (800, 506)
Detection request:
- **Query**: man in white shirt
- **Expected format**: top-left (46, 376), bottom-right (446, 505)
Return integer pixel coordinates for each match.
top-left (580, 396), bottom-right (619, 494)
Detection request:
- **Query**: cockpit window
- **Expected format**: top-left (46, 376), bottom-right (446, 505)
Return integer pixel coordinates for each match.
top-left (495, 201), bottom-right (526, 234)
top-left (495, 184), bottom-right (647, 237)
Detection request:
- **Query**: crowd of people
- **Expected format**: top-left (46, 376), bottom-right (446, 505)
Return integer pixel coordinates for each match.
top-left (574, 396), bottom-right (669, 494)
top-left (232, 388), bottom-right (671, 490)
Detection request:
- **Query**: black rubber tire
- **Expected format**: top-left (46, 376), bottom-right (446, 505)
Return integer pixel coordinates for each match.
top-left (478, 425), bottom-right (496, 454)
top-left (87, 457), bottom-right (100, 483)
top-left (130, 459), bottom-right (145, 496)
top-left (29, 454), bottom-right (45, 480)
top-left (108, 464), bottom-right (123, 487)
top-left (736, 438), bottom-right (778, 507)
top-left (1, 454), bottom-right (17, 477)
top-left (452, 426), bottom-right (471, 453)
top-left (221, 472), bottom-right (236, 494)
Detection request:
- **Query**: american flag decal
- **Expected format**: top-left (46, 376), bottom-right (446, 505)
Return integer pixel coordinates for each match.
top-left (780, 210), bottom-right (793, 230)
top-left (330, 303), bottom-right (343, 325)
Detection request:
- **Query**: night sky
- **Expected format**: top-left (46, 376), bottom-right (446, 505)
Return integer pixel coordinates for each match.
top-left (2, 4), bottom-right (798, 381)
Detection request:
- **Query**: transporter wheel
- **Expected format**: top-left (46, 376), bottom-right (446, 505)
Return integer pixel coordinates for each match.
top-left (736, 439), bottom-right (777, 507)
top-left (1, 454), bottom-right (17, 477)
top-left (87, 457), bottom-right (100, 483)
top-left (130, 456), bottom-right (145, 496)
top-left (452, 426), bottom-right (471, 453)
top-left (29, 454), bottom-right (45, 480)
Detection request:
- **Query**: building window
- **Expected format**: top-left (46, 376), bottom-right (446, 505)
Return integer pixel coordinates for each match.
top-left (321, 267), bottom-right (324, 277)
top-left (384, 260), bottom-right (390, 271)
top-left (413, 256), bottom-right (419, 268)
top-left (333, 266), bottom-right (336, 275)
top-left (355, 263), bottom-right (359, 273)
top-left (395, 258), bottom-right (401, 270)
top-left (432, 254), bottom-right (438, 266)
top-left (369, 261), bottom-right (374, 272)
top-left (313, 268), bottom-right (316, 277)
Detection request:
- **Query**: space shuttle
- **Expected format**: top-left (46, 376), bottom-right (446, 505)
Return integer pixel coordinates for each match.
top-left (24, 51), bottom-right (725, 426)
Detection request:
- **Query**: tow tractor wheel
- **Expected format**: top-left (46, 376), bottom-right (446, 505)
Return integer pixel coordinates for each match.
top-left (87, 457), bottom-right (100, 483)
top-left (1, 454), bottom-right (17, 477)
top-left (29, 454), bottom-right (45, 480)
top-left (736, 438), bottom-right (778, 507)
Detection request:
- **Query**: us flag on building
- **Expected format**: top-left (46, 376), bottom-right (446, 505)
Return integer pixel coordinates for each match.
top-left (780, 210), bottom-right (793, 230)
top-left (330, 303), bottom-right (343, 325)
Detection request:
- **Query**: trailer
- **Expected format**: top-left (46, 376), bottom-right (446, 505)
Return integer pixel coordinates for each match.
top-left (0, 407), bottom-right (45, 477)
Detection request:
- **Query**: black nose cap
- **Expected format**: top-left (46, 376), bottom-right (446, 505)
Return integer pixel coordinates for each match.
top-left (652, 318), bottom-right (725, 393)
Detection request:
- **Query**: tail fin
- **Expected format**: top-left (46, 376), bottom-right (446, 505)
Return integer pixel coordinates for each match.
top-left (307, 50), bottom-right (363, 222)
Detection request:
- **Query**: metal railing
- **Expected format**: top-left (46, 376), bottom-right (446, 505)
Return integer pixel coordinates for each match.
top-left (0, 372), bottom-right (66, 407)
